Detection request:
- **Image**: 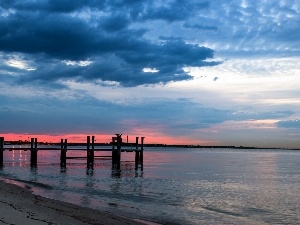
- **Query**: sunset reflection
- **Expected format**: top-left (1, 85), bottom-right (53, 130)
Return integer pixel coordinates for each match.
top-left (1, 132), bottom-right (210, 146)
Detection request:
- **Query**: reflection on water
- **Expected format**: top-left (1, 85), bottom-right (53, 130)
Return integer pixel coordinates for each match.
top-left (1, 147), bottom-right (300, 224)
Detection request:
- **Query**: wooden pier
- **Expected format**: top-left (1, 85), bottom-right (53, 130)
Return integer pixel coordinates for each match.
top-left (0, 135), bottom-right (144, 171)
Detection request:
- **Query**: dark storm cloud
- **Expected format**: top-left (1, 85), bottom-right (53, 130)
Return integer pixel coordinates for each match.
top-left (101, 14), bottom-right (132, 32)
top-left (0, 0), bottom-right (104, 13)
top-left (15, 39), bottom-right (217, 86)
top-left (0, 0), bottom-right (216, 86)
top-left (17, 58), bottom-right (193, 87)
top-left (0, 13), bottom-right (95, 59)
top-left (276, 120), bottom-right (300, 129)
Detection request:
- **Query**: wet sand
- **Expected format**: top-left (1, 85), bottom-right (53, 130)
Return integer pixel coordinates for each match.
top-left (0, 180), bottom-right (147, 225)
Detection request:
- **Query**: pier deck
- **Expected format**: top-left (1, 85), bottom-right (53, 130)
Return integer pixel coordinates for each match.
top-left (0, 135), bottom-right (144, 171)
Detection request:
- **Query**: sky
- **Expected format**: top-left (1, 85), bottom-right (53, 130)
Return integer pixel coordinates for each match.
top-left (0, 0), bottom-right (299, 148)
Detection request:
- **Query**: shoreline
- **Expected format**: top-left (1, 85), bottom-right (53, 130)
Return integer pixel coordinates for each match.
top-left (0, 179), bottom-right (157, 225)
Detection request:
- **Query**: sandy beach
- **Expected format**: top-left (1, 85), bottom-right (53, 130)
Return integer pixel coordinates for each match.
top-left (0, 180), bottom-right (147, 225)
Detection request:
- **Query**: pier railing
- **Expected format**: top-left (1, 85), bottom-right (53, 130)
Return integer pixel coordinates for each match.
top-left (0, 135), bottom-right (144, 171)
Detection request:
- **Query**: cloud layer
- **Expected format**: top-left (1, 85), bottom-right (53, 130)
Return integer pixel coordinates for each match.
top-left (1, 0), bottom-right (299, 148)
top-left (0, 0), bottom-right (219, 86)
top-left (276, 120), bottom-right (300, 129)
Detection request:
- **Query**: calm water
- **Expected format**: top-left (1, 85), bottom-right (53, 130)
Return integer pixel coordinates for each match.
top-left (1, 146), bottom-right (300, 224)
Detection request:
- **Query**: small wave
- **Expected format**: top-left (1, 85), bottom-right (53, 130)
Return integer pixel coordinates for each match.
top-left (202, 206), bottom-right (244, 218)
top-left (0, 175), bottom-right (53, 190)
top-left (14, 179), bottom-right (54, 189)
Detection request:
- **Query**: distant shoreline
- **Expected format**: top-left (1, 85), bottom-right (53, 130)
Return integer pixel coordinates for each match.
top-left (4, 140), bottom-right (300, 151)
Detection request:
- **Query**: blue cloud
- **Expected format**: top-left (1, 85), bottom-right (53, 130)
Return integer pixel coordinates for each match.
top-left (1, 93), bottom-right (296, 138)
top-left (0, 0), bottom-right (220, 87)
top-left (232, 111), bottom-right (294, 121)
top-left (1, 0), bottom-right (298, 87)
top-left (276, 120), bottom-right (300, 129)
top-left (183, 22), bottom-right (218, 31)
top-left (141, 1), bottom-right (210, 22)
top-left (15, 38), bottom-right (218, 87)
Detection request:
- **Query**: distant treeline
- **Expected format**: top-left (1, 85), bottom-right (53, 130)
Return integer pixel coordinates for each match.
top-left (4, 140), bottom-right (298, 150)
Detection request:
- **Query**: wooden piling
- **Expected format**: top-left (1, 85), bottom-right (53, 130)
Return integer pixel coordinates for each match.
top-left (30, 138), bottom-right (38, 167)
top-left (86, 136), bottom-right (91, 169)
top-left (135, 137), bottom-right (140, 170)
top-left (116, 134), bottom-right (122, 170)
top-left (91, 136), bottom-right (95, 165)
top-left (0, 137), bottom-right (4, 167)
top-left (140, 137), bottom-right (145, 171)
top-left (60, 139), bottom-right (67, 168)
top-left (111, 136), bottom-right (116, 167)
top-left (86, 135), bottom-right (90, 166)
top-left (112, 134), bottom-right (121, 169)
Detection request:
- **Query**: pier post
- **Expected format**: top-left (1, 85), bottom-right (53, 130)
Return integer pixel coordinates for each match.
top-left (140, 137), bottom-right (144, 171)
top-left (0, 137), bottom-right (4, 167)
top-left (116, 134), bottom-right (122, 170)
top-left (112, 134), bottom-right (121, 170)
top-left (30, 138), bottom-right (38, 167)
top-left (86, 136), bottom-right (92, 169)
top-left (91, 136), bottom-right (95, 165)
top-left (60, 139), bottom-right (67, 168)
top-left (135, 137), bottom-right (139, 170)
top-left (111, 136), bottom-right (116, 168)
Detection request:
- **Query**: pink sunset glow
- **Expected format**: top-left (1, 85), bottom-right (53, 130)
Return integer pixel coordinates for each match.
top-left (0, 133), bottom-right (213, 145)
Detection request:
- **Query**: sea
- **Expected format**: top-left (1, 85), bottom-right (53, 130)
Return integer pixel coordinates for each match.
top-left (0, 146), bottom-right (300, 225)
